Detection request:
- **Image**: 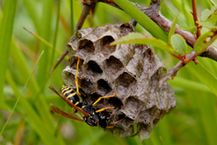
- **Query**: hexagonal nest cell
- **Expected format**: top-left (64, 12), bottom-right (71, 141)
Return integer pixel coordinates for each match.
top-left (99, 36), bottom-right (116, 55)
top-left (78, 39), bottom-right (95, 55)
top-left (64, 23), bottom-right (176, 139)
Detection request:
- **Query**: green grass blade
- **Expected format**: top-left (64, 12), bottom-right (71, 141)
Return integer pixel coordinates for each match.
top-left (24, 27), bottom-right (52, 48)
top-left (50, 0), bottom-right (61, 70)
top-left (8, 39), bottom-right (62, 144)
top-left (11, 40), bottom-right (39, 93)
top-left (70, 0), bottom-right (74, 33)
top-left (191, 62), bottom-right (217, 96)
top-left (6, 72), bottom-right (64, 145)
top-left (5, 51), bottom-right (65, 145)
top-left (0, 0), bottom-right (17, 104)
top-left (22, 0), bottom-right (40, 32)
top-left (37, 0), bottom-right (54, 90)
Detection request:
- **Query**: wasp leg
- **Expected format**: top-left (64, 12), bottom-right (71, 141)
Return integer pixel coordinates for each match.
top-left (96, 106), bottom-right (115, 113)
top-left (92, 93), bottom-right (116, 106)
top-left (50, 105), bottom-right (83, 122)
top-left (106, 117), bottom-right (124, 129)
top-left (106, 125), bottom-right (115, 129)
top-left (49, 86), bottom-right (89, 116)
top-left (106, 121), bottom-right (118, 129)
top-left (75, 57), bottom-right (81, 96)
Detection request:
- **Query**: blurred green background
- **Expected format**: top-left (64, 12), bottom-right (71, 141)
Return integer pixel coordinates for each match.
top-left (0, 0), bottom-right (217, 145)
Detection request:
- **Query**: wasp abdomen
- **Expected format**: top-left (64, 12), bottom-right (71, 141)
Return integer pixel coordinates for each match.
top-left (61, 86), bottom-right (82, 105)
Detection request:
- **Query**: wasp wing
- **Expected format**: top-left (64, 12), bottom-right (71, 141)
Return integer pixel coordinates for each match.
top-left (49, 86), bottom-right (89, 117)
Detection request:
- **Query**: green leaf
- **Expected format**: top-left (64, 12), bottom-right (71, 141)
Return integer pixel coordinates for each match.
top-left (111, 32), bottom-right (145, 44)
top-left (201, 7), bottom-right (217, 28)
top-left (168, 17), bottom-right (177, 41)
top-left (197, 63), bottom-right (217, 97)
top-left (170, 77), bottom-right (210, 93)
top-left (113, 0), bottom-right (167, 41)
top-left (171, 34), bottom-right (189, 55)
top-left (111, 32), bottom-right (174, 54)
top-left (201, 9), bottom-right (212, 21)
top-left (207, 8), bottom-right (217, 24)
top-left (187, 61), bottom-right (217, 97)
top-left (194, 27), bottom-right (217, 54)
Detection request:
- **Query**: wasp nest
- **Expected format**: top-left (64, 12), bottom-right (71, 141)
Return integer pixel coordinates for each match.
top-left (63, 23), bottom-right (176, 139)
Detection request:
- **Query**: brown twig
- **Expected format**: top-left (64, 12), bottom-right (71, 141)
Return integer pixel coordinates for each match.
top-left (78, 0), bottom-right (217, 62)
top-left (160, 61), bottom-right (184, 85)
top-left (192, 0), bottom-right (202, 38)
top-left (200, 46), bottom-right (217, 61)
top-left (142, 1), bottom-right (196, 45)
top-left (77, 0), bottom-right (217, 82)
top-left (142, 0), bottom-right (217, 82)
top-left (142, 0), bottom-right (217, 61)
top-left (76, 4), bottom-right (92, 31)
top-left (160, 51), bottom-right (196, 84)
top-left (77, 0), bottom-right (119, 31)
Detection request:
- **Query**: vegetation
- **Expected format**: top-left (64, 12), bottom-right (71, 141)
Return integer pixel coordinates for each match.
top-left (0, 0), bottom-right (217, 145)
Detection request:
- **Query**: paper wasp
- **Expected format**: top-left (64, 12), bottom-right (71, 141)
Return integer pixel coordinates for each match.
top-left (50, 0), bottom-right (121, 128)
top-left (50, 57), bottom-right (117, 128)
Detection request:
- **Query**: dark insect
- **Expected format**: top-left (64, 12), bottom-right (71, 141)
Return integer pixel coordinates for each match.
top-left (50, 57), bottom-right (116, 128)
top-left (50, 1), bottom-right (119, 127)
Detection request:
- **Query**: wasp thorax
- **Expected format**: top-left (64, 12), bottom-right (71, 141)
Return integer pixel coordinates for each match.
top-left (84, 115), bottom-right (99, 127)
top-left (63, 23), bottom-right (176, 139)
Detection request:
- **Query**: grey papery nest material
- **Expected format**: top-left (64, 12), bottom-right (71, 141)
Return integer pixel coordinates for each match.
top-left (63, 23), bottom-right (176, 139)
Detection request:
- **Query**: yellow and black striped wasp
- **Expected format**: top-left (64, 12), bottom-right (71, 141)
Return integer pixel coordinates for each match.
top-left (50, 57), bottom-right (116, 128)
top-left (50, 0), bottom-right (120, 128)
